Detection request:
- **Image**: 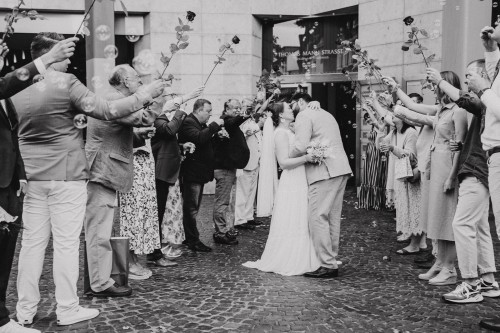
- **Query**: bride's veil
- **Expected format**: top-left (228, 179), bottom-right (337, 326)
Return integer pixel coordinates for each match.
top-left (256, 115), bottom-right (278, 217)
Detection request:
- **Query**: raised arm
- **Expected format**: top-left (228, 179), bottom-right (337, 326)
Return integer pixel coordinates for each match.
top-left (382, 76), bottom-right (439, 115)
top-left (393, 105), bottom-right (434, 127)
top-left (70, 76), bottom-right (163, 121)
top-left (153, 110), bottom-right (187, 139)
top-left (274, 130), bottom-right (311, 170)
top-left (290, 112), bottom-right (312, 157)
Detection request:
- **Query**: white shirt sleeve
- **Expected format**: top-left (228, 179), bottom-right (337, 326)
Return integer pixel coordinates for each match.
top-left (485, 49), bottom-right (500, 81)
top-left (33, 58), bottom-right (47, 75)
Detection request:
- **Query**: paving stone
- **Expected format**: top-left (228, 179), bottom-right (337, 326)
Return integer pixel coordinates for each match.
top-left (6, 188), bottom-right (500, 332)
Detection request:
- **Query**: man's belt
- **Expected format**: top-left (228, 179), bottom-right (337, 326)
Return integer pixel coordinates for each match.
top-left (487, 146), bottom-right (500, 158)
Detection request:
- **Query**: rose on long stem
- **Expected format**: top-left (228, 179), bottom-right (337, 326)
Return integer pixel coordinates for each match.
top-left (204, 46), bottom-right (231, 86)
top-left (73, 0), bottom-right (97, 38)
top-left (413, 34), bottom-right (430, 68)
top-left (1, 1), bottom-right (20, 41)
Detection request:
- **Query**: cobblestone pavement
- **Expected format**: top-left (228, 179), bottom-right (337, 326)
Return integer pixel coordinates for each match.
top-left (6, 187), bottom-right (500, 332)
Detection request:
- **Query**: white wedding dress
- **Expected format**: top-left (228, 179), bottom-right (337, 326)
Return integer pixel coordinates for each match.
top-left (243, 127), bottom-right (321, 276)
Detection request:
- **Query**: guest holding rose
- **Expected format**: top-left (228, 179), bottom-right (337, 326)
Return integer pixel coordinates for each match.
top-left (384, 72), bottom-right (468, 286)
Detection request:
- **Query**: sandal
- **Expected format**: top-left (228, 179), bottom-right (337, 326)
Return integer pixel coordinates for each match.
top-left (396, 248), bottom-right (421, 255)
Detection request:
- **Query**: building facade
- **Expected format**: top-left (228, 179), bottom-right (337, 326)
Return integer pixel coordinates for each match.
top-left (0, 0), bottom-right (492, 189)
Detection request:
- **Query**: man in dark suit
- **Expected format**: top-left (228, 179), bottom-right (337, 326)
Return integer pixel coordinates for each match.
top-left (0, 36), bottom-right (78, 333)
top-left (178, 99), bottom-right (223, 252)
top-left (150, 87), bottom-right (203, 262)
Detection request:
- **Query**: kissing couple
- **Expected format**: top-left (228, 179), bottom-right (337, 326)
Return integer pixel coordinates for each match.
top-left (243, 92), bottom-right (352, 278)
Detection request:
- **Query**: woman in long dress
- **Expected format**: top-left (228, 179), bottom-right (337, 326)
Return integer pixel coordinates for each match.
top-left (384, 72), bottom-right (468, 286)
top-left (243, 102), bottom-right (320, 276)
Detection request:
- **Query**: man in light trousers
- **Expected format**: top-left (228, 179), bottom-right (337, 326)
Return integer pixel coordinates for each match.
top-left (290, 92), bottom-right (352, 279)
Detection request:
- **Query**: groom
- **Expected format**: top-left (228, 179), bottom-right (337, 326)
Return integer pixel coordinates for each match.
top-left (290, 93), bottom-right (352, 278)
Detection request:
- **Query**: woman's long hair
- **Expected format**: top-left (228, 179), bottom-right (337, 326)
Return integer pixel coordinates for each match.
top-left (268, 102), bottom-right (285, 127)
top-left (437, 71), bottom-right (461, 104)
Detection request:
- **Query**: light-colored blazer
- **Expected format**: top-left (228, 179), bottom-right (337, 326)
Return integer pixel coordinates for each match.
top-left (14, 71), bottom-right (151, 181)
top-left (291, 108), bottom-right (352, 185)
top-left (240, 118), bottom-right (262, 171)
top-left (85, 89), bottom-right (160, 193)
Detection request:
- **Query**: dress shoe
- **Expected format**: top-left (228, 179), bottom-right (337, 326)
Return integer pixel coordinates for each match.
top-left (213, 232), bottom-right (238, 245)
top-left (235, 223), bottom-right (255, 230)
top-left (91, 283), bottom-right (132, 297)
top-left (57, 306), bottom-right (99, 326)
top-left (428, 267), bottom-right (457, 286)
top-left (227, 229), bottom-right (238, 238)
top-left (480, 318), bottom-right (500, 331)
top-left (247, 220), bottom-right (263, 226)
top-left (187, 241), bottom-right (212, 252)
top-left (414, 251), bottom-right (434, 264)
top-left (304, 266), bottom-right (338, 278)
top-left (0, 320), bottom-right (40, 333)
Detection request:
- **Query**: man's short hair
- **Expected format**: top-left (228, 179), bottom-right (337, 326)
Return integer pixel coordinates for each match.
top-left (193, 99), bottom-right (211, 113)
top-left (408, 93), bottom-right (423, 103)
top-left (108, 65), bottom-right (132, 87)
top-left (30, 32), bottom-right (64, 60)
top-left (224, 98), bottom-right (238, 112)
top-left (467, 58), bottom-right (486, 71)
top-left (290, 92), bottom-right (312, 103)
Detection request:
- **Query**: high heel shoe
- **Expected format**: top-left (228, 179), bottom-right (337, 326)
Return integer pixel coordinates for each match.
top-left (418, 264), bottom-right (442, 281)
top-left (429, 267), bottom-right (457, 286)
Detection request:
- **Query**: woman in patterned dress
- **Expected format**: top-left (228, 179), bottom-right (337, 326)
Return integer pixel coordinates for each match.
top-left (119, 138), bottom-right (162, 279)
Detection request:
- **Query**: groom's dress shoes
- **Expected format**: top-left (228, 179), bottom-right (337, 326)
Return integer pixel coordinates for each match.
top-left (480, 318), bottom-right (500, 331)
top-left (91, 283), bottom-right (132, 297)
top-left (247, 220), bottom-right (263, 226)
top-left (304, 266), bottom-right (338, 278)
top-left (187, 241), bottom-right (212, 252)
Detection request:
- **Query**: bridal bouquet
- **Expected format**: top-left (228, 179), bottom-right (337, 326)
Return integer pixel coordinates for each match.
top-left (306, 141), bottom-right (333, 164)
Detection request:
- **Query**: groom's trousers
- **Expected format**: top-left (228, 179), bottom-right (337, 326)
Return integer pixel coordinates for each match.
top-left (308, 174), bottom-right (349, 270)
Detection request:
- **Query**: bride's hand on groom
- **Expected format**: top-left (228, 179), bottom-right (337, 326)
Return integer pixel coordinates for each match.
top-left (305, 152), bottom-right (314, 163)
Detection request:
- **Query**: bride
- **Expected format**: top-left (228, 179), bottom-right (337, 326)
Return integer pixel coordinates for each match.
top-left (242, 102), bottom-right (320, 276)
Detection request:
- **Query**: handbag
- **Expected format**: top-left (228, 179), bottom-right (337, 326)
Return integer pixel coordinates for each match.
top-left (83, 237), bottom-right (130, 296)
top-left (394, 155), bottom-right (414, 180)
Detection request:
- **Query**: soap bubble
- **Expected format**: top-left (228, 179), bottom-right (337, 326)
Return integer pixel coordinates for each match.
top-left (91, 76), bottom-right (104, 90)
top-left (126, 35), bottom-right (140, 43)
top-left (430, 30), bottom-right (440, 39)
top-left (343, 104), bottom-right (347, 109)
top-left (305, 71), bottom-right (311, 80)
top-left (347, 120), bottom-right (351, 124)
top-left (73, 114), bottom-right (88, 129)
top-left (455, 5), bottom-right (460, 10)
top-left (494, 2), bottom-right (498, 8)
top-left (15, 68), bottom-right (30, 81)
top-left (133, 49), bottom-right (156, 75)
top-left (434, 19), bottom-right (441, 27)
top-left (32, 74), bottom-right (44, 83)
top-left (349, 154), bottom-right (354, 159)
top-left (345, 135), bottom-right (348, 138)
top-left (381, 155), bottom-right (387, 162)
top-left (103, 45), bottom-right (119, 59)
top-left (95, 25), bottom-right (111, 41)
top-left (81, 96), bottom-right (96, 112)
top-left (352, 123), bottom-right (357, 129)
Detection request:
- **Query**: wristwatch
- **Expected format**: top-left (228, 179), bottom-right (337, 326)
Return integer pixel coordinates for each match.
top-left (477, 88), bottom-right (490, 99)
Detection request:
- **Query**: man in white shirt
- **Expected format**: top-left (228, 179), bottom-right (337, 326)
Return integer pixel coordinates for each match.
top-left (469, 25), bottom-right (500, 332)
top-left (234, 112), bottom-right (263, 230)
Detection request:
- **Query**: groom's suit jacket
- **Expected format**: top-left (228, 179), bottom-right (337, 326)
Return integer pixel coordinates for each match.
top-left (291, 108), bottom-right (352, 185)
